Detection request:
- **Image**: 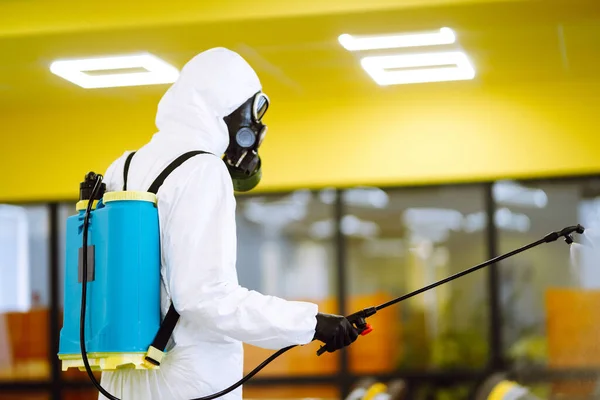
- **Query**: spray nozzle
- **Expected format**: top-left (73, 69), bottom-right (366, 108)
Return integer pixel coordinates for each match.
top-left (565, 235), bottom-right (575, 245)
top-left (562, 225), bottom-right (585, 245)
top-left (543, 224), bottom-right (585, 244)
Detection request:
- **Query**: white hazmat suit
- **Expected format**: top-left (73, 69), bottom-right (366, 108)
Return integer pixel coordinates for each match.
top-left (100, 48), bottom-right (319, 400)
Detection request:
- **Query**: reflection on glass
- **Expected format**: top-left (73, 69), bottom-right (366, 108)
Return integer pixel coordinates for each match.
top-left (344, 186), bottom-right (488, 372)
top-left (497, 179), bottom-right (600, 382)
top-left (236, 192), bottom-right (337, 376)
top-left (0, 205), bottom-right (50, 381)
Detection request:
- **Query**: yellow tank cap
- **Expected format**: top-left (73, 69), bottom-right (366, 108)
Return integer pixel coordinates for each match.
top-left (103, 191), bottom-right (157, 204)
top-left (76, 200), bottom-right (98, 211)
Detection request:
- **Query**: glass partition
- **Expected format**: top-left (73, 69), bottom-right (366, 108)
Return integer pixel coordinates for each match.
top-left (0, 205), bottom-right (50, 382)
top-left (236, 191), bottom-right (338, 376)
top-left (343, 186), bottom-right (489, 372)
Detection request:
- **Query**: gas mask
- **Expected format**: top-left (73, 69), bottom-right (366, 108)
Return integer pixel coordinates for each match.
top-left (223, 91), bottom-right (269, 192)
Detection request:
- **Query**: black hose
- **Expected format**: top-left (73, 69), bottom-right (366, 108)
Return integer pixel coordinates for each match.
top-left (190, 346), bottom-right (296, 400)
top-left (80, 175), bottom-right (119, 400)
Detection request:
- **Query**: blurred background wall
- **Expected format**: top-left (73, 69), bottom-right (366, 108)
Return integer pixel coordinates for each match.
top-left (2, 0), bottom-right (600, 399)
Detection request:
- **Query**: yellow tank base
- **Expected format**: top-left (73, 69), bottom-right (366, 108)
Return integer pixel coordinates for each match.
top-left (59, 352), bottom-right (159, 372)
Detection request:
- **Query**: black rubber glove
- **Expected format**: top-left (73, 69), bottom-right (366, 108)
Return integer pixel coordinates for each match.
top-left (313, 313), bottom-right (359, 353)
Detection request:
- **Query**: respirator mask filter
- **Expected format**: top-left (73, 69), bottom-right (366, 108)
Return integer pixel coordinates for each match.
top-left (223, 92), bottom-right (269, 192)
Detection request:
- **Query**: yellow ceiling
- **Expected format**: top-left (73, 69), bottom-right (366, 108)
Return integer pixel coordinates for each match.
top-left (1, 0), bottom-right (599, 111)
top-left (0, 0), bottom-right (522, 37)
top-left (2, 0), bottom-right (600, 201)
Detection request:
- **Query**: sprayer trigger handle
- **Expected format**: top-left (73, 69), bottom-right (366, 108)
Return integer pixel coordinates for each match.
top-left (350, 317), bottom-right (370, 334)
top-left (316, 321), bottom-right (374, 356)
top-left (360, 324), bottom-right (373, 336)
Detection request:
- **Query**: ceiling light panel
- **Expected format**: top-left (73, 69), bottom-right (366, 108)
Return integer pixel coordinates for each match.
top-left (50, 53), bottom-right (179, 89)
top-left (338, 28), bottom-right (456, 51)
top-left (360, 51), bottom-right (475, 85)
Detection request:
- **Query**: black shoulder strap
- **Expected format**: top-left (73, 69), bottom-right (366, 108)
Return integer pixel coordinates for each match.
top-left (147, 151), bottom-right (210, 194)
top-left (145, 303), bottom-right (180, 366)
top-left (122, 151), bottom-right (136, 191)
top-left (144, 150), bottom-right (211, 367)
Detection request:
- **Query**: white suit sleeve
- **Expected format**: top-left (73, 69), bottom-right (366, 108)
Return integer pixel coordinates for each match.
top-left (165, 157), bottom-right (318, 349)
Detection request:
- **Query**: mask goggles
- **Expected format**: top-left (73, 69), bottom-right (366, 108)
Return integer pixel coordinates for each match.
top-left (223, 92), bottom-right (270, 192)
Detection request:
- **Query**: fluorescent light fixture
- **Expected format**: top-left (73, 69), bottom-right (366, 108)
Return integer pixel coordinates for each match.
top-left (361, 238), bottom-right (405, 258)
top-left (495, 207), bottom-right (531, 233)
top-left (310, 219), bottom-right (335, 240)
top-left (493, 181), bottom-right (548, 208)
top-left (319, 188), bottom-right (337, 205)
top-left (463, 209), bottom-right (531, 233)
top-left (463, 211), bottom-right (487, 233)
top-left (403, 208), bottom-right (464, 231)
top-left (338, 28), bottom-right (456, 51)
top-left (243, 198), bottom-right (308, 226)
top-left (319, 186), bottom-right (389, 208)
top-left (344, 187), bottom-right (389, 209)
top-left (342, 215), bottom-right (380, 238)
top-left (50, 53), bottom-right (179, 89)
top-left (360, 51), bottom-right (475, 85)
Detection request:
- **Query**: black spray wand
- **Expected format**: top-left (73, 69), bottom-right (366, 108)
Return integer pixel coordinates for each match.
top-left (316, 224), bottom-right (585, 355)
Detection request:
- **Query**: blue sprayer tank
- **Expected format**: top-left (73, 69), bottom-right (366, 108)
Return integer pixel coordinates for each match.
top-left (58, 190), bottom-right (161, 371)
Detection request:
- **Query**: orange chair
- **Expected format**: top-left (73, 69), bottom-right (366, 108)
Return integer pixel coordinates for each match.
top-left (546, 288), bottom-right (600, 397)
top-left (2, 308), bottom-right (50, 380)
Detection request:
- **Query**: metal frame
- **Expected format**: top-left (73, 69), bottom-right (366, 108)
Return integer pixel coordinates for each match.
top-left (485, 183), bottom-right (503, 372)
top-left (3, 175), bottom-right (600, 399)
top-left (49, 204), bottom-right (62, 400)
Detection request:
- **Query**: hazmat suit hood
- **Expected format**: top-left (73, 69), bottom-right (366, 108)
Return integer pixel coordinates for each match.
top-left (154, 47), bottom-right (262, 156)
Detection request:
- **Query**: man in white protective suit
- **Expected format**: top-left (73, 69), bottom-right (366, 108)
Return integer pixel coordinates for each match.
top-left (99, 48), bottom-right (359, 400)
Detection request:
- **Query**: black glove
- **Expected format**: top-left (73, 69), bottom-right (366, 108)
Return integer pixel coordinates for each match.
top-left (313, 313), bottom-right (359, 353)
